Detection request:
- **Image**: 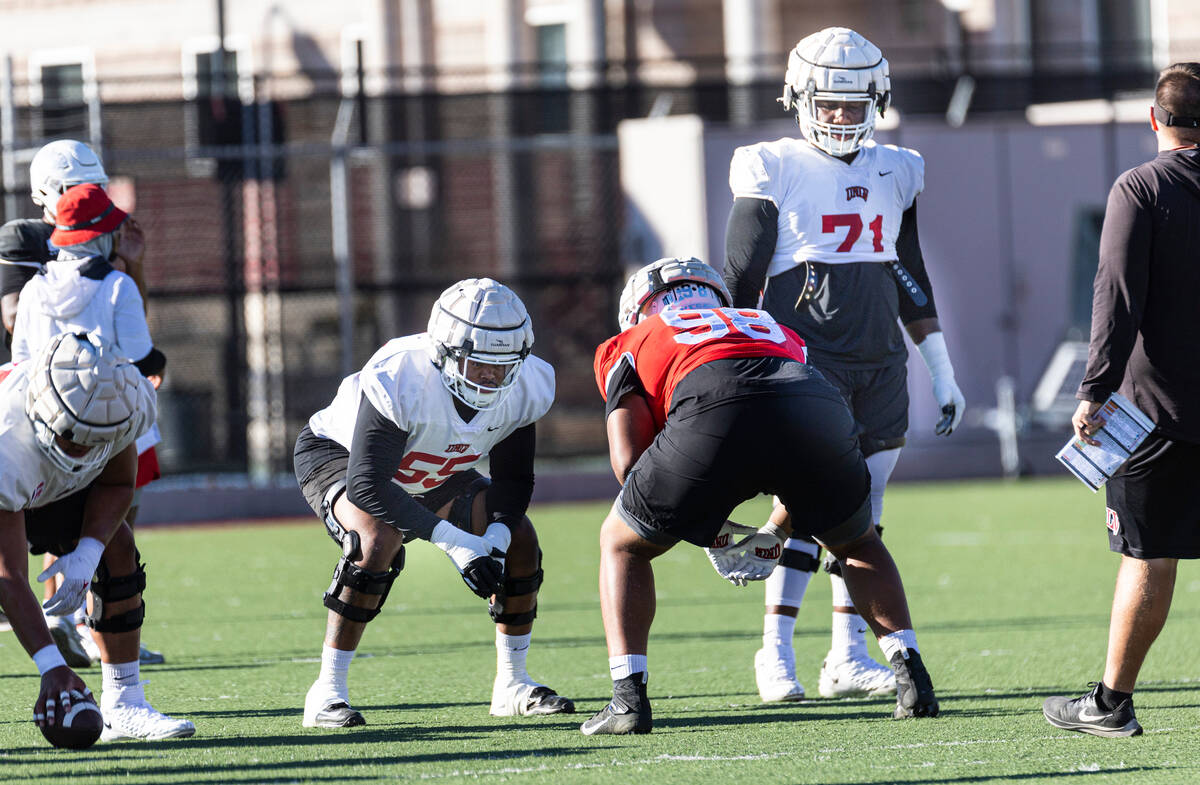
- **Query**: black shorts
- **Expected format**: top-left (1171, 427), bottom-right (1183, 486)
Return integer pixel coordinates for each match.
top-left (617, 358), bottom-right (872, 548)
top-left (25, 485), bottom-right (92, 557)
top-left (1105, 433), bottom-right (1200, 559)
top-left (293, 425), bottom-right (487, 535)
top-left (818, 363), bottom-right (908, 456)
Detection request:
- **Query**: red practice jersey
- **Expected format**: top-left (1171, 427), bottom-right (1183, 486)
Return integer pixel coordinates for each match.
top-left (594, 307), bottom-right (808, 430)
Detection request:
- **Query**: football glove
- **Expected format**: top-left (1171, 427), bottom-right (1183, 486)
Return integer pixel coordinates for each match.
top-left (431, 520), bottom-right (505, 598)
top-left (38, 537), bottom-right (105, 616)
top-left (916, 332), bottom-right (965, 436)
top-left (704, 522), bottom-right (786, 587)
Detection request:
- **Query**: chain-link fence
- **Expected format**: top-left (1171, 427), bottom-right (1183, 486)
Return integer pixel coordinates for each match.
top-left (0, 47), bottom-right (1166, 479)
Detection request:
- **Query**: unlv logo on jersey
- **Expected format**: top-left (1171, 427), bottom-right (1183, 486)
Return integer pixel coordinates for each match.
top-left (446, 443), bottom-right (470, 454)
top-left (845, 185), bottom-right (869, 202)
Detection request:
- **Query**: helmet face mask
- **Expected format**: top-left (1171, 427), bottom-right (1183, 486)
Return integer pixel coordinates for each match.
top-left (24, 332), bottom-right (141, 474)
top-left (780, 27), bottom-right (891, 157)
top-left (29, 140), bottom-right (109, 219)
top-left (427, 279), bottom-right (534, 411)
top-left (618, 257), bottom-right (732, 331)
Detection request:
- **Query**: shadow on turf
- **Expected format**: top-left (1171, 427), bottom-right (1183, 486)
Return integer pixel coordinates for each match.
top-left (2, 739), bottom-right (604, 781)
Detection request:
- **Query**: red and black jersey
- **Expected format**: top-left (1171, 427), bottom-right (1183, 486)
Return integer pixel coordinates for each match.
top-left (594, 307), bottom-right (808, 430)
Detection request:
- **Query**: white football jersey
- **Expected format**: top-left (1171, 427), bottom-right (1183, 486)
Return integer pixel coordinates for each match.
top-left (0, 363), bottom-right (155, 512)
top-left (729, 138), bottom-right (924, 278)
top-left (308, 333), bottom-right (556, 495)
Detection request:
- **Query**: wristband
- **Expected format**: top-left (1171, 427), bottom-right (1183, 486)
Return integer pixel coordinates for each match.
top-left (34, 644), bottom-right (68, 676)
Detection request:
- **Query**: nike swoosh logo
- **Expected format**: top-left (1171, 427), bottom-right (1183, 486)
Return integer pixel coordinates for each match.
top-left (1077, 707), bottom-right (1109, 722)
top-left (878, 170), bottom-right (893, 176)
top-left (487, 426), bottom-right (502, 431)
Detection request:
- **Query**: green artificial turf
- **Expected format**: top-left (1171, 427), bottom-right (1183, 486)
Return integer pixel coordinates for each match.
top-left (2, 477), bottom-right (1198, 783)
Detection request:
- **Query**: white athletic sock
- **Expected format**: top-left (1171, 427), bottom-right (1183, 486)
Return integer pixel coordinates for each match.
top-left (764, 537), bottom-right (819, 607)
top-left (102, 660), bottom-right (140, 691)
top-left (317, 644), bottom-right (355, 698)
top-left (830, 607), bottom-right (870, 660)
top-left (496, 631), bottom-right (532, 682)
top-left (878, 630), bottom-right (920, 662)
top-left (762, 613), bottom-right (797, 650)
top-left (609, 654), bottom-right (648, 681)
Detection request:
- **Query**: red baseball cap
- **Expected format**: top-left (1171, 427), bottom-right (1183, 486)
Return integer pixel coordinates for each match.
top-left (50, 183), bottom-right (127, 247)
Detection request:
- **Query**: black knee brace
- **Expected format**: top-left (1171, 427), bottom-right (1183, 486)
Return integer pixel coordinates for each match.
top-left (780, 546), bottom-right (822, 573)
top-left (489, 550), bottom-right (543, 626)
top-left (822, 524), bottom-right (883, 576)
top-left (323, 529), bottom-right (405, 623)
top-left (88, 555), bottom-right (147, 633)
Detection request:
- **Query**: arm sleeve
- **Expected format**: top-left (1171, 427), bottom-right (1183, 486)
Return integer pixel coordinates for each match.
top-left (1078, 176), bottom-right (1149, 402)
top-left (486, 423), bottom-right (536, 521)
top-left (723, 197), bottom-right (779, 308)
top-left (345, 394), bottom-right (444, 540)
top-left (603, 355), bottom-right (645, 419)
top-left (895, 201), bottom-right (939, 324)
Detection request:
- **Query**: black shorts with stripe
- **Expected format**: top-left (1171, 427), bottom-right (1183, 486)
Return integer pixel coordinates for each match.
top-left (1105, 433), bottom-right (1200, 559)
top-left (616, 357), bottom-right (871, 548)
top-left (816, 363), bottom-right (909, 456)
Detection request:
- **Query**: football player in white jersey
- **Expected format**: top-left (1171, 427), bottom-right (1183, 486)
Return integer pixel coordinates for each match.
top-left (0, 332), bottom-right (193, 741)
top-left (294, 278), bottom-right (574, 728)
top-left (724, 27), bottom-right (966, 704)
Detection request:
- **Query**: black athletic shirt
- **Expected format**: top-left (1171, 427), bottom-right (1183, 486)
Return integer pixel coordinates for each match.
top-left (1079, 147), bottom-right (1200, 443)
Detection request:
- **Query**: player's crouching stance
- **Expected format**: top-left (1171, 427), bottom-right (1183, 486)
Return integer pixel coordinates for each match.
top-left (295, 278), bottom-right (574, 728)
top-left (581, 258), bottom-right (939, 735)
top-left (0, 333), bottom-right (193, 741)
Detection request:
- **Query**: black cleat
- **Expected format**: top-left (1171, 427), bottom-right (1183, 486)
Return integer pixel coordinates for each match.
top-left (304, 700), bottom-right (366, 728)
top-left (889, 651), bottom-right (939, 719)
top-left (1043, 683), bottom-right (1142, 738)
top-left (525, 686), bottom-right (576, 715)
top-left (580, 673), bottom-right (652, 735)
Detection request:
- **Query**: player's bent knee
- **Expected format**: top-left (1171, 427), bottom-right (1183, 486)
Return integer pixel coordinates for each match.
top-left (323, 545), bottom-right (404, 623)
top-left (489, 550), bottom-right (543, 625)
top-left (88, 555), bottom-right (147, 633)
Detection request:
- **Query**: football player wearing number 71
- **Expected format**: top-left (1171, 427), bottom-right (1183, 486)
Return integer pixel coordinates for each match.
top-left (724, 26), bottom-right (966, 705)
top-left (581, 257), bottom-right (937, 734)
top-left (293, 278), bottom-right (574, 728)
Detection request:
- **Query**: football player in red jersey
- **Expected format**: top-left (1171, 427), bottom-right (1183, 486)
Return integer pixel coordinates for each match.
top-left (580, 257), bottom-right (938, 735)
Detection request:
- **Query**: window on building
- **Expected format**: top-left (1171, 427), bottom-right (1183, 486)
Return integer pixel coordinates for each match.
top-left (536, 22), bottom-right (568, 87)
top-left (29, 50), bottom-right (95, 140)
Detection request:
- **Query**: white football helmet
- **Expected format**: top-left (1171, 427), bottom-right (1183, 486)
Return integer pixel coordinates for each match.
top-left (779, 27), bottom-right (891, 157)
top-left (25, 332), bottom-right (143, 474)
top-left (30, 140), bottom-right (109, 219)
top-left (618, 257), bottom-right (732, 331)
top-left (427, 278), bottom-right (534, 411)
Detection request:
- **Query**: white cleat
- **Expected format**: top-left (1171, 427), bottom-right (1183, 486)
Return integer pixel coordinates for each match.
top-left (490, 676), bottom-right (575, 716)
top-left (754, 646), bottom-right (806, 702)
top-left (100, 682), bottom-right (195, 741)
top-left (818, 651), bottom-right (897, 698)
top-left (47, 614), bottom-right (93, 669)
top-left (303, 682), bottom-right (365, 728)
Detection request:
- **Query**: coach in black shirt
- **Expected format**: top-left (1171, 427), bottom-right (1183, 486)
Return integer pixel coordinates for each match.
top-left (1043, 63), bottom-right (1200, 738)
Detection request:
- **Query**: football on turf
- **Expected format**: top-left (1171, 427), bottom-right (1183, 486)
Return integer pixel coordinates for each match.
top-left (39, 691), bottom-right (104, 750)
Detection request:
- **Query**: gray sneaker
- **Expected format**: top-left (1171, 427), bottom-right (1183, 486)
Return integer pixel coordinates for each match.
top-left (1043, 683), bottom-right (1142, 738)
